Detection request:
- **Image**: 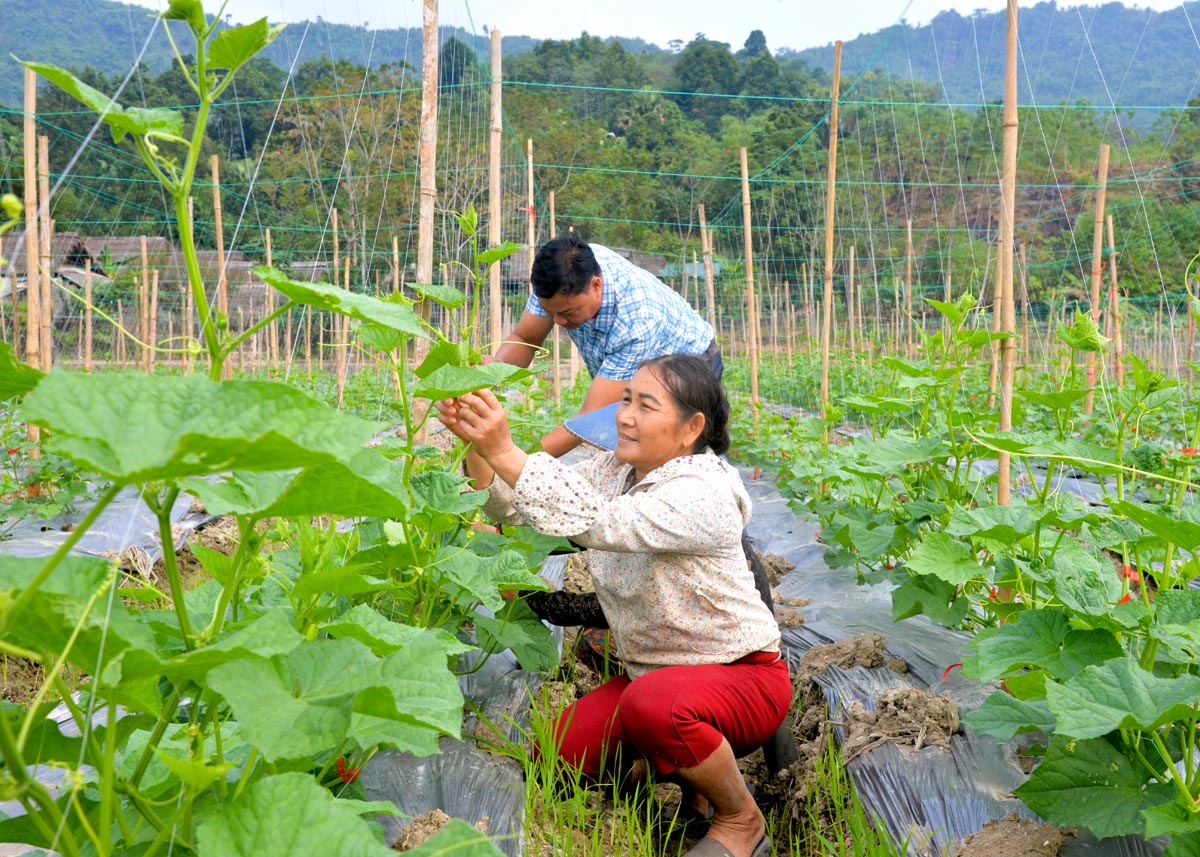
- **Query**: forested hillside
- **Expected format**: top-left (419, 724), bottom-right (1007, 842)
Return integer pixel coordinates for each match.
top-left (1, 4), bottom-right (1198, 315)
top-left (792, 1), bottom-right (1200, 109)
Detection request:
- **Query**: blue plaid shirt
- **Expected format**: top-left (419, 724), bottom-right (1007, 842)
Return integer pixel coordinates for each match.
top-left (525, 244), bottom-right (715, 381)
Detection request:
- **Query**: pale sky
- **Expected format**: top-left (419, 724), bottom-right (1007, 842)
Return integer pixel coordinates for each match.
top-left (127, 0), bottom-right (1189, 54)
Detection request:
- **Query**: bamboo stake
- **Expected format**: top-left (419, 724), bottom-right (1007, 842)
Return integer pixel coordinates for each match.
top-left (548, 191), bottom-right (563, 403)
top-left (22, 68), bottom-right (39, 393)
top-left (699, 204), bottom-right (717, 331)
top-left (337, 257), bottom-right (349, 407)
top-left (997, 0), bottom-right (1020, 506)
top-left (1085, 143), bottom-right (1110, 414)
top-left (801, 262), bottom-right (811, 338)
top-left (848, 245), bottom-right (856, 354)
top-left (1019, 241), bottom-right (1029, 366)
top-left (38, 137), bottom-right (52, 372)
top-left (821, 43), bottom-right (842, 416)
top-left (140, 234), bottom-right (150, 372)
top-left (784, 280), bottom-right (794, 368)
top-left (149, 270), bottom-right (158, 373)
top-left (488, 28), bottom-right (503, 354)
top-left (211, 155), bottom-right (229, 326)
top-left (904, 219), bottom-right (914, 358)
top-left (1108, 215), bottom-right (1124, 387)
top-left (84, 261), bottom-right (92, 372)
top-left (305, 307), bottom-right (312, 376)
top-left (116, 300), bottom-right (125, 366)
top-left (184, 286), bottom-right (194, 374)
top-left (265, 228), bottom-right (277, 368)
top-left (739, 147), bottom-right (760, 424)
top-left (414, 0), bottom-right (440, 429)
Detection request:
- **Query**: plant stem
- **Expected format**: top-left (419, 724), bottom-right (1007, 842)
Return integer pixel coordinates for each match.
top-left (153, 486), bottom-right (194, 649)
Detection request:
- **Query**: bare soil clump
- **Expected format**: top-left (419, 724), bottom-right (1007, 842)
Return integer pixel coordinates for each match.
top-left (800, 632), bottom-right (908, 676)
top-left (391, 808), bottom-right (490, 851)
top-left (841, 687), bottom-right (960, 760)
top-left (949, 811), bottom-right (1074, 857)
top-left (760, 553), bottom-right (794, 585)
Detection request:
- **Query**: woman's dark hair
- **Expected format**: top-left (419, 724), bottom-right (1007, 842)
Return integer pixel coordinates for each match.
top-left (640, 353), bottom-right (730, 456)
top-left (530, 233), bottom-right (600, 299)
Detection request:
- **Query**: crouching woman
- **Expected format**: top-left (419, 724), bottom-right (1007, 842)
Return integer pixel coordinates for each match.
top-left (435, 354), bottom-right (788, 857)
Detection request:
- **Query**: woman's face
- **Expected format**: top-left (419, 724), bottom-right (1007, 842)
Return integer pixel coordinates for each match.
top-left (614, 366), bottom-right (705, 480)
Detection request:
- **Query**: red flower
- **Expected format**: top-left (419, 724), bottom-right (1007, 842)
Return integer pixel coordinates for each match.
top-left (1121, 565), bottom-right (1140, 583)
top-left (1117, 592), bottom-right (1132, 605)
top-left (1180, 448), bottom-right (1198, 456)
top-left (941, 662), bottom-right (963, 683)
top-left (5, 448), bottom-right (18, 455)
top-left (968, 396), bottom-right (976, 402)
top-left (885, 561), bottom-right (894, 570)
top-left (988, 586), bottom-right (998, 601)
top-left (1130, 426), bottom-right (1138, 433)
top-left (336, 757), bottom-right (360, 784)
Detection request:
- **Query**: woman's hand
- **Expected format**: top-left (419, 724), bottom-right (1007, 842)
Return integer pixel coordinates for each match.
top-left (451, 389), bottom-right (516, 459)
top-left (437, 389), bottom-right (529, 489)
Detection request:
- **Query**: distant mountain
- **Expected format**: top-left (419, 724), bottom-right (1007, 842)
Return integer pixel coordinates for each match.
top-left (0, 0), bottom-right (663, 107)
top-left (786, 1), bottom-right (1200, 110)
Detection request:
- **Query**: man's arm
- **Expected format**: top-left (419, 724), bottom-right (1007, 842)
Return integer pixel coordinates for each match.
top-left (493, 311), bottom-right (554, 367)
top-left (539, 375), bottom-right (627, 456)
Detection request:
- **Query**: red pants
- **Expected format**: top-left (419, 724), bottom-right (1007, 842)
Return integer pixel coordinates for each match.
top-left (548, 652), bottom-right (792, 777)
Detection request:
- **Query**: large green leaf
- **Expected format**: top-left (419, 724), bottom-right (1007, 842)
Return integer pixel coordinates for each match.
top-left (0, 342), bottom-right (42, 400)
top-left (946, 503), bottom-right (1037, 544)
top-left (1047, 656), bottom-right (1200, 740)
top-left (182, 449), bottom-right (411, 520)
top-left (890, 573), bottom-right (969, 626)
top-left (23, 373), bottom-right (377, 484)
top-left (964, 609), bottom-right (1122, 683)
top-left (162, 0), bottom-right (207, 37)
top-left (257, 267), bottom-right (428, 337)
top-left (210, 636), bottom-right (462, 762)
top-left (322, 605), bottom-right (472, 658)
top-left (0, 556), bottom-right (160, 702)
top-left (158, 608), bottom-right (303, 682)
top-left (1014, 735), bottom-right (1172, 839)
top-left (196, 773), bottom-right (396, 856)
top-left (476, 241), bottom-right (524, 266)
top-left (962, 691), bottom-right (1054, 740)
top-left (207, 18), bottom-right (282, 72)
top-left (411, 281), bottom-right (470, 310)
top-left (21, 61), bottom-right (183, 143)
top-left (905, 531), bottom-right (981, 585)
top-left (1143, 801), bottom-right (1200, 838)
top-left (1047, 539), bottom-right (1122, 616)
top-left (1112, 500), bottom-right (1200, 555)
top-left (474, 597), bottom-right (557, 672)
top-left (413, 363), bottom-right (539, 400)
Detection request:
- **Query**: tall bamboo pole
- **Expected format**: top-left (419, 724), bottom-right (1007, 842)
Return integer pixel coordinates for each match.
top-left (415, 0), bottom-right (439, 355)
top-left (549, 191), bottom-right (562, 400)
top-left (847, 245), bottom-right (857, 354)
top-left (739, 147), bottom-right (760, 423)
top-left (337, 257), bottom-right (349, 406)
top-left (997, 0), bottom-right (1020, 506)
top-left (1019, 241), bottom-right (1030, 365)
top-left (265, 228), bottom-right (277, 367)
top-left (1107, 215), bottom-right (1124, 387)
top-left (211, 154), bottom-right (229, 374)
top-left (488, 28), bottom-right (503, 354)
top-left (699, 204), bottom-right (717, 331)
top-left (22, 68), bottom-right (39, 391)
top-left (149, 270), bottom-right (158, 373)
top-left (84, 261), bottom-right (92, 371)
top-left (904, 219), bottom-right (914, 357)
top-left (1085, 143), bottom-right (1110, 414)
top-left (38, 137), bottom-right (52, 372)
top-left (139, 234), bottom-right (150, 372)
top-left (820, 42), bottom-right (843, 417)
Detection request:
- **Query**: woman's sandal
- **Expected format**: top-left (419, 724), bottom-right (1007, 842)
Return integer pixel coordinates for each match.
top-left (684, 835), bottom-right (771, 857)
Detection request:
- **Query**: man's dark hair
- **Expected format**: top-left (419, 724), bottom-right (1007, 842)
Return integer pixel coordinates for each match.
top-left (640, 353), bottom-right (731, 456)
top-left (530, 233), bottom-right (600, 299)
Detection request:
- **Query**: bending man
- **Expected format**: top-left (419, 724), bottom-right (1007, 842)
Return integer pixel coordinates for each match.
top-left (493, 233), bottom-right (720, 455)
